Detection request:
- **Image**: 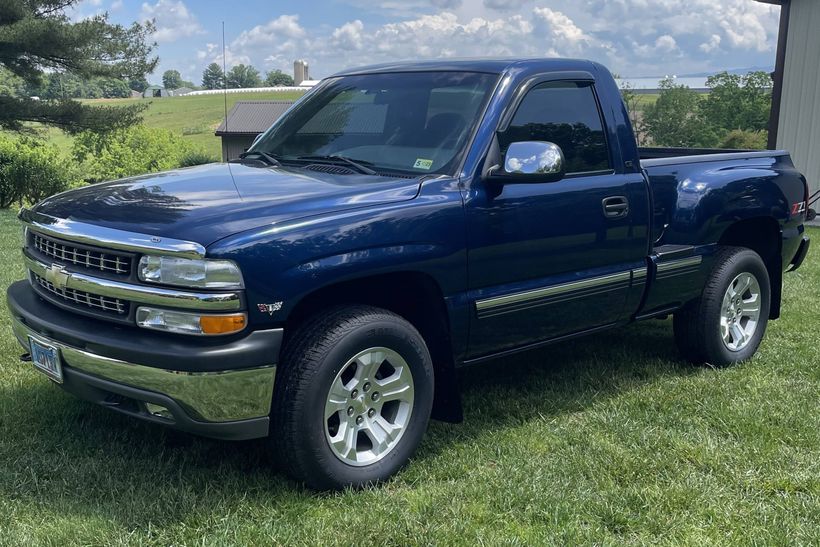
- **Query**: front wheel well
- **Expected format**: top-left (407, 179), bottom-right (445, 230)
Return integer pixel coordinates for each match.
top-left (284, 272), bottom-right (462, 423)
top-left (717, 217), bottom-right (782, 319)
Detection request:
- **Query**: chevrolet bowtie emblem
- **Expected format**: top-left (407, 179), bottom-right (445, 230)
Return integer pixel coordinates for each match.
top-left (45, 264), bottom-right (70, 291)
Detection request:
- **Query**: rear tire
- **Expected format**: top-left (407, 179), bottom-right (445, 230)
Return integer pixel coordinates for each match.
top-left (673, 247), bottom-right (771, 366)
top-left (271, 305), bottom-right (434, 490)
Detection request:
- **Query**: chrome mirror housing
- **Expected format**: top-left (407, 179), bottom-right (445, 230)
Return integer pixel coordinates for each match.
top-left (503, 141), bottom-right (565, 178)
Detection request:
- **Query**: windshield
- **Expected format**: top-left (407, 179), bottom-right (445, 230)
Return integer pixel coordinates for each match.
top-left (251, 71), bottom-right (498, 176)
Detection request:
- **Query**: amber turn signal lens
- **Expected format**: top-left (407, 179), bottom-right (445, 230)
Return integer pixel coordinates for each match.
top-left (200, 313), bottom-right (247, 335)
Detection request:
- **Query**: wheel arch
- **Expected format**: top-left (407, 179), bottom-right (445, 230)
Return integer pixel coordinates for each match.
top-left (717, 216), bottom-right (782, 319)
top-left (284, 271), bottom-right (463, 423)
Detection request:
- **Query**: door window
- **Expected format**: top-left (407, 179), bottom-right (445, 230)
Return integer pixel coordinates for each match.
top-left (500, 82), bottom-right (611, 174)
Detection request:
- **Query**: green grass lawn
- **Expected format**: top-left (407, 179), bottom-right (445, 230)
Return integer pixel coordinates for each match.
top-left (40, 91), bottom-right (306, 159)
top-left (0, 209), bottom-right (817, 544)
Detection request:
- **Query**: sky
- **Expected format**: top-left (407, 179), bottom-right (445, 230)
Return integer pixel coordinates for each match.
top-left (71, 0), bottom-right (782, 85)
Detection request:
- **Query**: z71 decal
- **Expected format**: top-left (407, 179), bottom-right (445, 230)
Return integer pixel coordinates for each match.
top-left (792, 201), bottom-right (807, 216)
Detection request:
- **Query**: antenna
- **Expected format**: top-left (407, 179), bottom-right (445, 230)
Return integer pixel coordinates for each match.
top-left (222, 21), bottom-right (228, 133)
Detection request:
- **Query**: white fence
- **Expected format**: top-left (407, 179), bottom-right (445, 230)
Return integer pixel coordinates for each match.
top-left (184, 83), bottom-right (316, 97)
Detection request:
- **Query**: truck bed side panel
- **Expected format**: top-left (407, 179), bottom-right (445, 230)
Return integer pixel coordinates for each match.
top-left (637, 153), bottom-right (806, 317)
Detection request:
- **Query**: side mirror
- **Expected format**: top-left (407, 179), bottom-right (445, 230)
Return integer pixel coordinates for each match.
top-left (490, 141), bottom-right (566, 183)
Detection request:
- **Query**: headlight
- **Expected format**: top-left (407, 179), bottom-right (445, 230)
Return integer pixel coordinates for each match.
top-left (138, 256), bottom-right (244, 289)
top-left (136, 307), bottom-right (247, 336)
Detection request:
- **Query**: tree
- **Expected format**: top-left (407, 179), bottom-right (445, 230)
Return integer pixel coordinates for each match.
top-left (97, 78), bottom-right (132, 99)
top-left (643, 78), bottom-right (718, 148)
top-left (0, 68), bottom-right (26, 97)
top-left (226, 64), bottom-right (261, 89)
top-left (129, 77), bottom-right (150, 93)
top-left (201, 63), bottom-right (224, 90)
top-left (698, 71), bottom-right (772, 134)
top-left (265, 69), bottom-right (294, 87)
top-left (0, 1), bottom-right (157, 134)
top-left (162, 69), bottom-right (183, 90)
top-left (616, 75), bottom-right (648, 146)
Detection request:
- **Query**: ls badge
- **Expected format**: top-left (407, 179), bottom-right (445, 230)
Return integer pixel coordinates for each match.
top-left (257, 302), bottom-right (283, 315)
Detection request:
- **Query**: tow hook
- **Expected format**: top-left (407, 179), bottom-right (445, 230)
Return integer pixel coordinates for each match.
top-left (20, 353), bottom-right (32, 362)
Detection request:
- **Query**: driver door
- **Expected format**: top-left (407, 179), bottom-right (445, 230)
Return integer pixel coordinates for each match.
top-left (465, 80), bottom-right (648, 358)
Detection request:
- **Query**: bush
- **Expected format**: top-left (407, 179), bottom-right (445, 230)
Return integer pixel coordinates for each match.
top-left (73, 125), bottom-right (198, 183)
top-left (178, 150), bottom-right (217, 167)
top-left (718, 129), bottom-right (768, 150)
top-left (0, 136), bottom-right (76, 208)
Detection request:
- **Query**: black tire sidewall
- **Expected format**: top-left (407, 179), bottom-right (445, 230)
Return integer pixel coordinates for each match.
top-left (702, 250), bottom-right (771, 365)
top-left (291, 315), bottom-right (433, 488)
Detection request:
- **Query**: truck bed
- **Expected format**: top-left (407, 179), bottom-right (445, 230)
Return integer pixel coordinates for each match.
top-left (639, 148), bottom-right (800, 246)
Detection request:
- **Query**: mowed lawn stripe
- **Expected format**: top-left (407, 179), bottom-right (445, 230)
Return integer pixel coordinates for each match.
top-left (0, 207), bottom-right (817, 545)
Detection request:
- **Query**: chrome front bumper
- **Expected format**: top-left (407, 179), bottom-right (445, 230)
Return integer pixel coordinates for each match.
top-left (10, 311), bottom-right (277, 440)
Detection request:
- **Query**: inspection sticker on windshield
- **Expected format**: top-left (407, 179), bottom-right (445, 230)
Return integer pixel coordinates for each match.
top-left (413, 158), bottom-right (433, 170)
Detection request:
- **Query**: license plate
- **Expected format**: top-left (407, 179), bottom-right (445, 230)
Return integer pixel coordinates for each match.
top-left (29, 337), bottom-right (63, 383)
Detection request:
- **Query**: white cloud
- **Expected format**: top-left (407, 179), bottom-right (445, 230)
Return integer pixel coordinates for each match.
top-left (183, 0), bottom-right (780, 81)
top-left (533, 7), bottom-right (590, 50)
top-left (331, 20), bottom-right (365, 50)
top-left (141, 0), bottom-right (205, 43)
top-left (224, 8), bottom-right (614, 76)
top-left (655, 35), bottom-right (678, 53)
top-left (699, 34), bottom-right (722, 53)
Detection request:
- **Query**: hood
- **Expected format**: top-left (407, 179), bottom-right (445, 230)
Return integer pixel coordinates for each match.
top-left (34, 163), bottom-right (422, 246)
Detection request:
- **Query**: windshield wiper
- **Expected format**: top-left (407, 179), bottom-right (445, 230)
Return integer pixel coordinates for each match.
top-left (297, 155), bottom-right (378, 175)
top-left (237, 150), bottom-right (281, 167)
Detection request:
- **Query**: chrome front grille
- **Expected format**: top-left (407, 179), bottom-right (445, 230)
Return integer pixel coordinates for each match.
top-left (33, 273), bottom-right (129, 315)
top-left (32, 232), bottom-right (131, 275)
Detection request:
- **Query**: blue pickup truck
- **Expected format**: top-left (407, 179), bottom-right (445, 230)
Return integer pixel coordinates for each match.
top-left (7, 58), bottom-right (812, 489)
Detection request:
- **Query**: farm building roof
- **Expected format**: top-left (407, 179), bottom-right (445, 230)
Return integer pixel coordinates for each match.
top-left (215, 101), bottom-right (295, 136)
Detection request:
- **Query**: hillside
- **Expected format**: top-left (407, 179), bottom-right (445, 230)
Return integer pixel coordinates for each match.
top-left (43, 91), bottom-right (307, 159)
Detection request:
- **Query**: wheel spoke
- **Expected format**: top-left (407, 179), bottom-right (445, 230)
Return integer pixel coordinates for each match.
top-left (376, 365), bottom-right (414, 402)
top-left (327, 376), bottom-right (350, 404)
top-left (367, 415), bottom-right (400, 452)
top-left (330, 422), bottom-right (357, 459)
top-left (730, 322), bottom-right (747, 347)
top-left (720, 318), bottom-right (732, 345)
top-left (352, 350), bottom-right (385, 385)
top-left (735, 274), bottom-right (750, 296)
top-left (741, 295), bottom-right (760, 316)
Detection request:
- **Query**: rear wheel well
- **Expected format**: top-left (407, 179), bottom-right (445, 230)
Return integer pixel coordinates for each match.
top-left (718, 217), bottom-right (782, 319)
top-left (285, 272), bottom-right (462, 423)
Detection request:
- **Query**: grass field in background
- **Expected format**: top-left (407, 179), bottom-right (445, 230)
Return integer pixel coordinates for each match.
top-left (0, 210), bottom-right (817, 544)
top-left (41, 91), bottom-right (306, 159)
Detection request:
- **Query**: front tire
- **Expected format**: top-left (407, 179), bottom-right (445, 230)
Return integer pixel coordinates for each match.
top-left (673, 246), bottom-right (771, 366)
top-left (271, 305), bottom-right (434, 490)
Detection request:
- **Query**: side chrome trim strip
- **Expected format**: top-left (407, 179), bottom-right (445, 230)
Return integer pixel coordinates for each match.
top-left (632, 267), bottom-right (648, 282)
top-left (476, 271), bottom-right (632, 312)
top-left (25, 254), bottom-right (242, 311)
top-left (656, 255), bottom-right (703, 273)
top-left (12, 315), bottom-right (277, 422)
top-left (19, 208), bottom-right (206, 259)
